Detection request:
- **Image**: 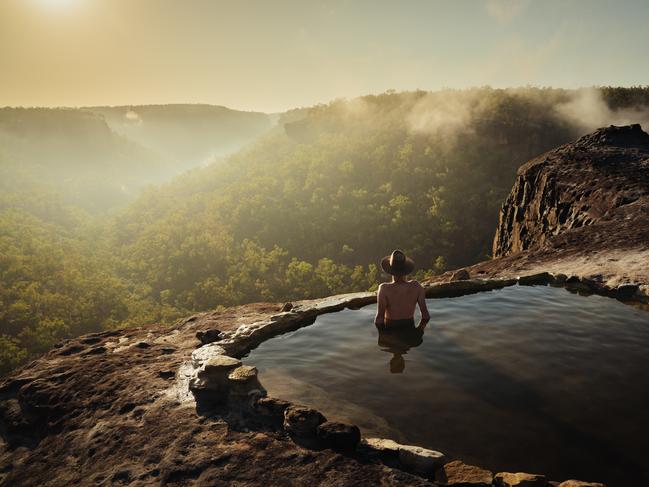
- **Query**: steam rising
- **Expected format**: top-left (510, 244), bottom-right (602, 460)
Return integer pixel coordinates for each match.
top-left (554, 88), bottom-right (649, 132)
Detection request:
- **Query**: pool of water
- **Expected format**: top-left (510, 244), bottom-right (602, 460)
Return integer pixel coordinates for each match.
top-left (243, 285), bottom-right (649, 485)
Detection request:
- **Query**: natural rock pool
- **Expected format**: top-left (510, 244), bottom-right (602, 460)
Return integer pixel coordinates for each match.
top-left (243, 285), bottom-right (649, 486)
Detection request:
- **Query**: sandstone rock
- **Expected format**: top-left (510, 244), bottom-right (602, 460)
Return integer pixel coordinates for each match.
top-left (519, 272), bottom-right (553, 286)
top-left (228, 365), bottom-right (257, 382)
top-left (363, 437), bottom-right (447, 475)
top-left (450, 269), bottom-right (470, 281)
top-left (316, 421), bottom-right (360, 452)
top-left (189, 355), bottom-right (241, 391)
top-left (551, 273), bottom-right (568, 286)
top-left (255, 397), bottom-right (291, 427)
top-left (493, 124), bottom-right (649, 259)
top-left (196, 328), bottom-right (222, 344)
top-left (495, 471), bottom-right (547, 486)
top-left (283, 405), bottom-right (326, 437)
top-left (435, 460), bottom-right (493, 486)
top-left (280, 302), bottom-right (293, 312)
top-left (190, 343), bottom-right (227, 367)
top-left (557, 481), bottom-right (605, 487)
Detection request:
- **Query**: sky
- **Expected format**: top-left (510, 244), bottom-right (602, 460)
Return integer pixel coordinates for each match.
top-left (1, 0), bottom-right (648, 112)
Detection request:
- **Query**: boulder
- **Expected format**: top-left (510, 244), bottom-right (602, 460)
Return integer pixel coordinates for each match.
top-left (283, 406), bottom-right (326, 438)
top-left (189, 355), bottom-right (241, 391)
top-left (280, 302), bottom-right (294, 312)
top-left (435, 460), bottom-right (493, 486)
top-left (255, 397), bottom-right (291, 427)
top-left (518, 272), bottom-right (553, 286)
top-left (557, 481), bottom-right (605, 487)
top-left (196, 328), bottom-right (222, 344)
top-left (190, 343), bottom-right (227, 367)
top-left (450, 269), bottom-right (471, 281)
top-left (316, 421), bottom-right (361, 452)
top-left (363, 437), bottom-right (446, 475)
top-left (227, 365), bottom-right (265, 401)
top-left (495, 472), bottom-right (547, 486)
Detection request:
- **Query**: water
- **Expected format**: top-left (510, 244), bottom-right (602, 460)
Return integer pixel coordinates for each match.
top-left (243, 285), bottom-right (649, 486)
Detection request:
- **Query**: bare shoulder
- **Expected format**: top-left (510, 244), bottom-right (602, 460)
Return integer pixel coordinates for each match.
top-left (409, 280), bottom-right (423, 288)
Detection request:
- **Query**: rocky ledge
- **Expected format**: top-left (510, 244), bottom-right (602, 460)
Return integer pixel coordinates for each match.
top-left (0, 276), bottom-right (615, 487)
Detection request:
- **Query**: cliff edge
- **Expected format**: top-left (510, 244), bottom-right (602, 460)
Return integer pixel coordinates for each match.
top-left (465, 124), bottom-right (649, 292)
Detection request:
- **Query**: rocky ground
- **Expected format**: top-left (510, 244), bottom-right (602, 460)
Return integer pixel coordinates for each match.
top-left (2, 125), bottom-right (648, 486)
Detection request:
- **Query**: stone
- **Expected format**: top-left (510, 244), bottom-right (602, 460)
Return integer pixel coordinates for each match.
top-left (227, 365), bottom-right (265, 400)
top-left (228, 365), bottom-right (258, 382)
top-left (196, 328), bottom-right (222, 344)
top-left (518, 272), bottom-right (553, 286)
top-left (363, 437), bottom-right (447, 475)
top-left (189, 355), bottom-right (241, 391)
top-left (255, 397), bottom-right (291, 427)
top-left (495, 471), bottom-right (547, 486)
top-left (435, 460), bottom-right (493, 486)
top-left (280, 302), bottom-right (293, 312)
top-left (450, 269), bottom-right (470, 281)
top-left (190, 343), bottom-right (227, 367)
top-left (283, 405), bottom-right (326, 437)
top-left (316, 421), bottom-right (360, 452)
top-left (551, 273), bottom-right (568, 285)
top-left (557, 481), bottom-right (605, 487)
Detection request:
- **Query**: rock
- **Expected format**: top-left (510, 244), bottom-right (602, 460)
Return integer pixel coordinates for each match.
top-left (280, 302), bottom-right (293, 312)
top-left (364, 437), bottom-right (447, 475)
top-left (551, 273), bottom-right (568, 286)
top-left (557, 481), bottom-right (606, 487)
top-left (189, 355), bottom-right (241, 391)
top-left (283, 405), bottom-right (326, 438)
top-left (615, 283), bottom-right (639, 299)
top-left (228, 365), bottom-right (257, 382)
top-left (255, 397), bottom-right (291, 427)
top-left (435, 460), bottom-right (493, 486)
top-left (196, 328), bottom-right (222, 344)
top-left (191, 343), bottom-right (227, 367)
top-left (316, 421), bottom-right (360, 452)
top-left (519, 272), bottom-right (553, 286)
top-left (493, 125), bottom-right (649, 259)
top-left (450, 269), bottom-right (470, 281)
top-left (227, 365), bottom-right (265, 401)
top-left (495, 471), bottom-right (547, 486)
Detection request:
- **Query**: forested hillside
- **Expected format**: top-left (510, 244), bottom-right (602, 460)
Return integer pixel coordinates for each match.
top-left (2, 87), bottom-right (649, 373)
top-left (0, 105), bottom-right (273, 212)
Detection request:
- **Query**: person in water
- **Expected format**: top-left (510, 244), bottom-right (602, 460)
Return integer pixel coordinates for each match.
top-left (374, 249), bottom-right (430, 331)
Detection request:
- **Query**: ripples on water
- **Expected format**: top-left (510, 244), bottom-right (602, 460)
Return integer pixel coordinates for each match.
top-left (243, 285), bottom-right (649, 486)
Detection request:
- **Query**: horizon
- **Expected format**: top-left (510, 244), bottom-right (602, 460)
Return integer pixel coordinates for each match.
top-left (2, 0), bottom-right (649, 112)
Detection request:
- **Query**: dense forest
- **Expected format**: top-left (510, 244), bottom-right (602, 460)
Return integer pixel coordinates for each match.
top-left (2, 87), bottom-right (649, 373)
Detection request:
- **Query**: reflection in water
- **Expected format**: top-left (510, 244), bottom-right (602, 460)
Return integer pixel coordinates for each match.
top-left (376, 323), bottom-right (425, 373)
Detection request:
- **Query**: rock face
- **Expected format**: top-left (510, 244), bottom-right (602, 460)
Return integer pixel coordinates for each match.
top-left (493, 124), bottom-right (649, 258)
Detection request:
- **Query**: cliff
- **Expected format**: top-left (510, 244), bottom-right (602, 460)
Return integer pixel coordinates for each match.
top-left (464, 124), bottom-right (649, 294)
top-left (493, 124), bottom-right (649, 257)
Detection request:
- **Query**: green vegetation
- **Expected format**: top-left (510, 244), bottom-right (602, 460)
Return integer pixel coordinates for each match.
top-left (1, 87), bottom-right (648, 373)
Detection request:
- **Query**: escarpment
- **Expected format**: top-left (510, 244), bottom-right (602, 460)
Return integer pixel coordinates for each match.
top-left (493, 124), bottom-right (649, 257)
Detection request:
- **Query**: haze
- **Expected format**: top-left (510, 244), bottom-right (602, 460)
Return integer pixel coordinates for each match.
top-left (2, 0), bottom-right (649, 112)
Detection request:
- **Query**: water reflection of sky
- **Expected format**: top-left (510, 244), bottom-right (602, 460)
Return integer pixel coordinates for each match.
top-left (244, 285), bottom-right (649, 486)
